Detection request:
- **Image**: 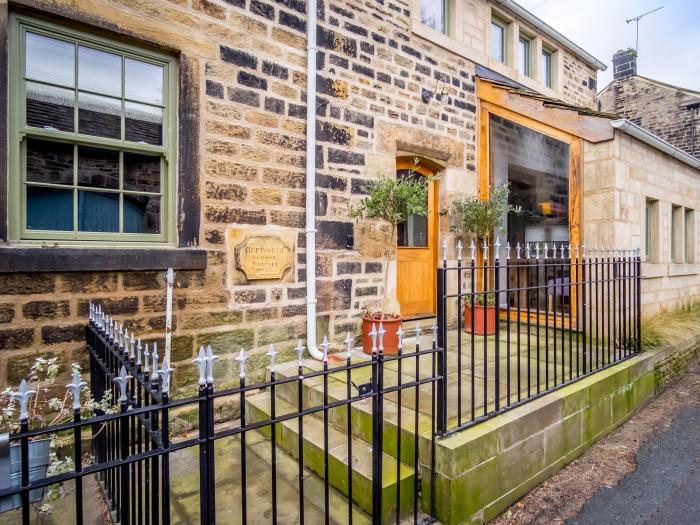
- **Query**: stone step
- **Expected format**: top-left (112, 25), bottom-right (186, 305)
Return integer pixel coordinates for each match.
top-left (245, 391), bottom-right (416, 523)
top-left (247, 431), bottom-right (372, 525)
top-left (272, 358), bottom-right (433, 467)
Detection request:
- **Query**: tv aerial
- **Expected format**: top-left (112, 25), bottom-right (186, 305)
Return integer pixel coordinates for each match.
top-left (626, 6), bottom-right (664, 55)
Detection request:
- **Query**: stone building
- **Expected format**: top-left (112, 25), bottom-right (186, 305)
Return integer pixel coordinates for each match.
top-left (599, 48), bottom-right (700, 157)
top-left (0, 0), bottom-right (698, 390)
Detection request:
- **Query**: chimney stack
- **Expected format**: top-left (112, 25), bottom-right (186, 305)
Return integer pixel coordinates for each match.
top-left (612, 48), bottom-right (637, 80)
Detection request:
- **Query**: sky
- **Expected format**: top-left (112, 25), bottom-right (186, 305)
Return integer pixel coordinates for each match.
top-left (518, 0), bottom-right (700, 92)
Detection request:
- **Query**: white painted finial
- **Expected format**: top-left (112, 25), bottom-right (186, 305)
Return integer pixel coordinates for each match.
top-left (344, 333), bottom-right (353, 359)
top-left (150, 343), bottom-right (160, 382)
top-left (470, 239), bottom-right (476, 261)
top-left (13, 380), bottom-right (36, 421)
top-left (377, 323), bottom-right (386, 353)
top-left (396, 325), bottom-right (405, 350)
top-left (295, 339), bottom-right (306, 366)
top-left (192, 346), bottom-right (207, 386)
top-left (236, 349), bottom-right (248, 379)
top-left (158, 359), bottom-right (174, 395)
top-left (66, 372), bottom-right (86, 411)
top-left (113, 366), bottom-right (133, 403)
top-left (320, 335), bottom-right (330, 362)
top-left (205, 345), bottom-right (218, 384)
top-left (369, 323), bottom-right (378, 354)
top-left (457, 240), bottom-right (463, 262)
top-left (267, 344), bottom-right (279, 372)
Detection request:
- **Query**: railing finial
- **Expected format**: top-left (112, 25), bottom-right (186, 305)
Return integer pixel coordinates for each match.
top-left (295, 339), bottom-right (306, 366)
top-left (431, 321), bottom-right (438, 344)
top-left (516, 241), bottom-right (522, 260)
top-left (442, 238), bottom-right (448, 263)
top-left (66, 371), bottom-right (86, 411)
top-left (267, 344), bottom-right (279, 372)
top-left (377, 323), bottom-right (386, 353)
top-left (150, 342), bottom-right (160, 383)
top-left (457, 240), bottom-right (463, 262)
top-left (113, 365), bottom-right (132, 403)
top-left (13, 379), bottom-right (36, 421)
top-left (494, 237), bottom-right (501, 260)
top-left (320, 335), bottom-right (330, 362)
top-left (470, 239), bottom-right (476, 261)
top-left (369, 323), bottom-right (378, 354)
top-left (158, 358), bottom-right (174, 395)
top-left (236, 349), bottom-right (248, 379)
top-left (192, 346), bottom-right (207, 386)
top-left (205, 345), bottom-right (218, 384)
top-left (345, 333), bottom-right (353, 359)
top-left (396, 325), bottom-right (405, 350)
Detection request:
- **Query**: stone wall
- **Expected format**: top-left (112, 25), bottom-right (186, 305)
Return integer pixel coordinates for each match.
top-left (583, 132), bottom-right (700, 316)
top-left (654, 334), bottom-right (700, 391)
top-left (598, 75), bottom-right (700, 157)
top-left (0, 0), bottom-right (478, 391)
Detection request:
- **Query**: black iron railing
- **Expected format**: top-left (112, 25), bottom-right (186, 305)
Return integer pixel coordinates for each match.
top-left (436, 241), bottom-right (641, 435)
top-left (1, 305), bottom-right (443, 525)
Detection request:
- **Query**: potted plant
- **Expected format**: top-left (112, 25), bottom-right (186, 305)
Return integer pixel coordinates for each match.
top-left (462, 293), bottom-right (497, 335)
top-left (442, 182), bottom-right (520, 335)
top-left (349, 163), bottom-right (436, 354)
top-left (0, 357), bottom-right (112, 515)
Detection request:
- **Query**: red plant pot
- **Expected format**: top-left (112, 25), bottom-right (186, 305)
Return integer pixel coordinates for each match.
top-left (463, 305), bottom-right (497, 335)
top-left (361, 316), bottom-right (403, 355)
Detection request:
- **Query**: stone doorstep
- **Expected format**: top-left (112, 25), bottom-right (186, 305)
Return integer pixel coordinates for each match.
top-left (245, 391), bottom-right (416, 522)
top-left (426, 350), bottom-right (658, 524)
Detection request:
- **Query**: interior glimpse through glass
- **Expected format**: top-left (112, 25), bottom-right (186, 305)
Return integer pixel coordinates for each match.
top-left (396, 169), bottom-right (429, 247)
top-left (420, 0), bottom-right (446, 33)
top-left (490, 113), bottom-right (570, 313)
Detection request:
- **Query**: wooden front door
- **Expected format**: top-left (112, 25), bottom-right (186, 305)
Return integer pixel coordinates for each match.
top-left (396, 157), bottom-right (439, 318)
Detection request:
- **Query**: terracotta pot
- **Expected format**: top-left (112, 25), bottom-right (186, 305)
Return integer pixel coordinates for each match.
top-left (463, 305), bottom-right (497, 335)
top-left (361, 316), bottom-right (403, 355)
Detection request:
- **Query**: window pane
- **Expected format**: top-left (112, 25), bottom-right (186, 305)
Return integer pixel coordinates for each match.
top-left (26, 139), bottom-right (74, 185)
top-left (396, 169), bottom-right (428, 247)
top-left (125, 102), bottom-right (163, 145)
top-left (420, 0), bottom-right (446, 33)
top-left (125, 59), bottom-right (163, 105)
top-left (78, 92), bottom-right (121, 139)
top-left (124, 194), bottom-right (160, 234)
top-left (78, 46), bottom-right (121, 97)
top-left (78, 190), bottom-right (119, 232)
top-left (26, 82), bottom-right (75, 132)
top-left (519, 39), bottom-right (529, 75)
top-left (491, 22), bottom-right (504, 61)
top-left (26, 32), bottom-right (74, 87)
top-left (124, 153), bottom-right (161, 193)
top-left (542, 52), bottom-right (552, 86)
top-left (78, 146), bottom-right (119, 190)
top-left (27, 186), bottom-right (73, 231)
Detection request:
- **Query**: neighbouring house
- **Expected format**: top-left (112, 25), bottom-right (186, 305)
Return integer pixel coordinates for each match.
top-left (0, 0), bottom-right (698, 390)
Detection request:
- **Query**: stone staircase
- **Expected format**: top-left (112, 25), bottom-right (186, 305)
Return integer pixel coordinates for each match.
top-left (245, 354), bottom-right (433, 524)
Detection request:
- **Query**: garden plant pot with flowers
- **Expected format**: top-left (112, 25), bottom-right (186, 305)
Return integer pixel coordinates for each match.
top-left (0, 356), bottom-right (112, 515)
top-left (463, 293), bottom-right (497, 335)
top-left (442, 182), bottom-right (521, 337)
top-left (349, 161), bottom-right (437, 354)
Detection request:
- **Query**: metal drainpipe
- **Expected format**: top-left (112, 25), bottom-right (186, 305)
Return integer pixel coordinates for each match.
top-left (305, 0), bottom-right (323, 360)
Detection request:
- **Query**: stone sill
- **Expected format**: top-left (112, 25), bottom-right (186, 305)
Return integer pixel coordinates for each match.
top-left (0, 246), bottom-right (207, 273)
top-left (642, 262), bottom-right (699, 278)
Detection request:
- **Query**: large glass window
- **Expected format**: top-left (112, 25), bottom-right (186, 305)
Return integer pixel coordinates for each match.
top-left (491, 19), bottom-right (506, 62)
top-left (490, 113), bottom-right (571, 313)
top-left (10, 15), bottom-right (176, 242)
top-left (421, 0), bottom-right (449, 34)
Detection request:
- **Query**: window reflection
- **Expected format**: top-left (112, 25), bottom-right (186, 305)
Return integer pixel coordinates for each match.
top-left (124, 194), bottom-right (160, 234)
top-left (26, 139), bottom-right (74, 185)
top-left (420, 0), bottom-right (446, 33)
top-left (124, 152), bottom-right (160, 193)
top-left (396, 169), bottom-right (429, 247)
top-left (125, 101), bottom-right (162, 145)
top-left (78, 146), bottom-right (120, 190)
top-left (125, 59), bottom-right (163, 105)
top-left (78, 92), bottom-right (121, 139)
top-left (26, 32), bottom-right (74, 86)
top-left (27, 186), bottom-right (73, 231)
top-left (78, 191), bottom-right (119, 232)
top-left (26, 82), bottom-right (74, 132)
top-left (78, 46), bottom-right (121, 97)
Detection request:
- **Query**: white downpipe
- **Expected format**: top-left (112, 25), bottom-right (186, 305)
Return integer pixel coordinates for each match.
top-left (305, 0), bottom-right (323, 360)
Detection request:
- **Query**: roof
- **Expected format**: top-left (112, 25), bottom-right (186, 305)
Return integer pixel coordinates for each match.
top-left (599, 74), bottom-right (700, 99)
top-left (611, 119), bottom-right (700, 170)
top-left (493, 0), bottom-right (607, 71)
top-left (476, 67), bottom-right (618, 119)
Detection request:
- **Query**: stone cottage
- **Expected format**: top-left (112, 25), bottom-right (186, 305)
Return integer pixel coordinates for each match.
top-left (0, 0), bottom-right (699, 389)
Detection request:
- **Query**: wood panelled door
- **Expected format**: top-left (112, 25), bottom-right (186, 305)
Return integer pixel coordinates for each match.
top-left (396, 157), bottom-right (440, 318)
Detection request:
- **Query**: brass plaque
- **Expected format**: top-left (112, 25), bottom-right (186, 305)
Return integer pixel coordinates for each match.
top-left (234, 235), bottom-right (293, 280)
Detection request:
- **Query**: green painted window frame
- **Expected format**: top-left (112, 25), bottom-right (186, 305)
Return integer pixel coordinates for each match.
top-left (685, 208), bottom-right (695, 263)
top-left (8, 14), bottom-right (178, 245)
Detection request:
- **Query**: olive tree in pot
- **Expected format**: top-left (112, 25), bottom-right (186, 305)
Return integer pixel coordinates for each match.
top-left (0, 357), bottom-right (112, 515)
top-left (349, 167), bottom-right (436, 353)
top-left (442, 182), bottom-right (520, 335)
